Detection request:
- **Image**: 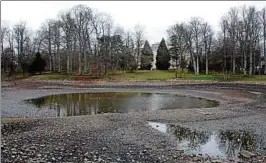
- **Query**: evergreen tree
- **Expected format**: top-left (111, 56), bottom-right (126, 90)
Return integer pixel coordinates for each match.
top-left (156, 38), bottom-right (170, 70)
top-left (140, 40), bottom-right (154, 70)
top-left (28, 52), bottom-right (46, 74)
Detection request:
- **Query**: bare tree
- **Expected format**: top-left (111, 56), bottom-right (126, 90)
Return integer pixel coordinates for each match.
top-left (260, 7), bottom-right (266, 75)
top-left (60, 11), bottom-right (75, 74)
top-left (220, 17), bottom-right (229, 80)
top-left (226, 7), bottom-right (239, 74)
top-left (202, 22), bottom-right (214, 75)
top-left (133, 24), bottom-right (145, 69)
top-left (71, 5), bottom-right (93, 74)
top-left (189, 17), bottom-right (204, 75)
top-left (1, 26), bottom-right (8, 55)
top-left (13, 21), bottom-right (30, 76)
top-left (1, 25), bottom-right (9, 72)
top-left (123, 31), bottom-right (136, 71)
top-left (168, 22), bottom-right (187, 78)
top-left (51, 20), bottom-right (62, 73)
top-left (40, 19), bottom-right (56, 71)
top-left (240, 6), bottom-right (249, 76)
top-left (246, 6), bottom-right (260, 75)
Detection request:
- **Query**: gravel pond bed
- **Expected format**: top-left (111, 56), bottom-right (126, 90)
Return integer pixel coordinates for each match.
top-left (1, 81), bottom-right (266, 162)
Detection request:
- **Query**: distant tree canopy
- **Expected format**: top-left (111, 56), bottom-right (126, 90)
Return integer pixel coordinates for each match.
top-left (28, 52), bottom-right (46, 74)
top-left (140, 40), bottom-right (153, 70)
top-left (1, 4), bottom-right (266, 78)
top-left (156, 38), bottom-right (170, 70)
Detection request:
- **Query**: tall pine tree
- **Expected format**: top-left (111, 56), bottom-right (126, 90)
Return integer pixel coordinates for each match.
top-left (156, 38), bottom-right (170, 70)
top-left (140, 40), bottom-right (154, 70)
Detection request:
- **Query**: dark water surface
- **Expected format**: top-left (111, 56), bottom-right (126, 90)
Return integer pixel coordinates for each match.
top-left (149, 122), bottom-right (266, 160)
top-left (25, 92), bottom-right (219, 117)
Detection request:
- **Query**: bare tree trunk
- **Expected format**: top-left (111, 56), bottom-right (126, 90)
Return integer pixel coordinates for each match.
top-left (264, 38), bottom-right (266, 75)
top-left (244, 51), bottom-right (247, 75)
top-left (206, 52), bottom-right (208, 75)
top-left (84, 52), bottom-right (87, 73)
top-left (223, 24), bottom-right (228, 80)
top-left (196, 54), bottom-right (199, 75)
top-left (70, 50), bottom-right (73, 74)
top-left (249, 48), bottom-right (253, 75)
top-left (233, 53), bottom-right (236, 74)
top-left (192, 55), bottom-right (197, 75)
top-left (264, 23), bottom-right (266, 75)
top-left (67, 47), bottom-right (70, 74)
top-left (49, 56), bottom-right (52, 71)
top-left (48, 25), bottom-right (53, 71)
top-left (53, 45), bottom-right (57, 72)
top-left (259, 40), bottom-right (261, 75)
top-left (57, 46), bottom-right (61, 73)
top-left (254, 48), bottom-right (256, 74)
top-left (78, 51), bottom-right (82, 75)
top-left (175, 55), bottom-right (178, 78)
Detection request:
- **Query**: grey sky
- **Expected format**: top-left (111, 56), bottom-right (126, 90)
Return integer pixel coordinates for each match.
top-left (2, 1), bottom-right (266, 44)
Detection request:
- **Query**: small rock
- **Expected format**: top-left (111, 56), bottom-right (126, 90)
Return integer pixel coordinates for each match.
top-left (12, 151), bottom-right (17, 155)
top-left (37, 154), bottom-right (42, 157)
top-left (102, 147), bottom-right (107, 151)
top-left (211, 159), bottom-right (222, 163)
top-left (193, 156), bottom-right (201, 161)
top-left (177, 149), bottom-right (184, 153)
top-left (239, 150), bottom-right (256, 158)
top-left (84, 152), bottom-right (89, 156)
top-left (22, 155), bottom-right (28, 159)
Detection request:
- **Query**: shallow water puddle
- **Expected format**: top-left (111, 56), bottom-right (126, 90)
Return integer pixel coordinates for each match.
top-left (248, 91), bottom-right (264, 95)
top-left (24, 92), bottom-right (219, 117)
top-left (148, 122), bottom-right (168, 133)
top-left (148, 122), bottom-right (265, 159)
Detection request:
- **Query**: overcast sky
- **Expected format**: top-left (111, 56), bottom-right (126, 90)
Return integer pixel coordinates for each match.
top-left (2, 1), bottom-right (266, 44)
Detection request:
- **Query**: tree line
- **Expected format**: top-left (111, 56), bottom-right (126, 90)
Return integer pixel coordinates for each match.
top-left (1, 4), bottom-right (266, 78)
top-left (1, 4), bottom-right (147, 76)
top-left (168, 5), bottom-right (266, 79)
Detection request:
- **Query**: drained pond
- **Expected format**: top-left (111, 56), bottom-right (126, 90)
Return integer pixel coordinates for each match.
top-left (25, 92), bottom-right (219, 117)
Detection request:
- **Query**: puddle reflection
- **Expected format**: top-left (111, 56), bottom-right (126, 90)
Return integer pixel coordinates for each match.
top-left (149, 122), bottom-right (265, 159)
top-left (25, 92), bottom-right (219, 117)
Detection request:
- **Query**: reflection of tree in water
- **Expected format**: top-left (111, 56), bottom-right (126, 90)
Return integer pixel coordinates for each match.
top-left (218, 130), bottom-right (257, 159)
top-left (171, 125), bottom-right (260, 159)
top-left (27, 97), bottom-right (46, 108)
top-left (35, 92), bottom-right (133, 116)
top-left (173, 125), bottom-right (211, 150)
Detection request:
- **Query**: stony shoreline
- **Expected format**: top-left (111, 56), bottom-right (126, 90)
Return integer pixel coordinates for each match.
top-left (1, 81), bottom-right (266, 162)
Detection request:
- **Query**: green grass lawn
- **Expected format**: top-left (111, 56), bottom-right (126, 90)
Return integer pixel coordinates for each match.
top-left (106, 70), bottom-right (177, 81)
top-left (107, 70), bottom-right (266, 82)
top-left (4, 70), bottom-right (266, 83)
